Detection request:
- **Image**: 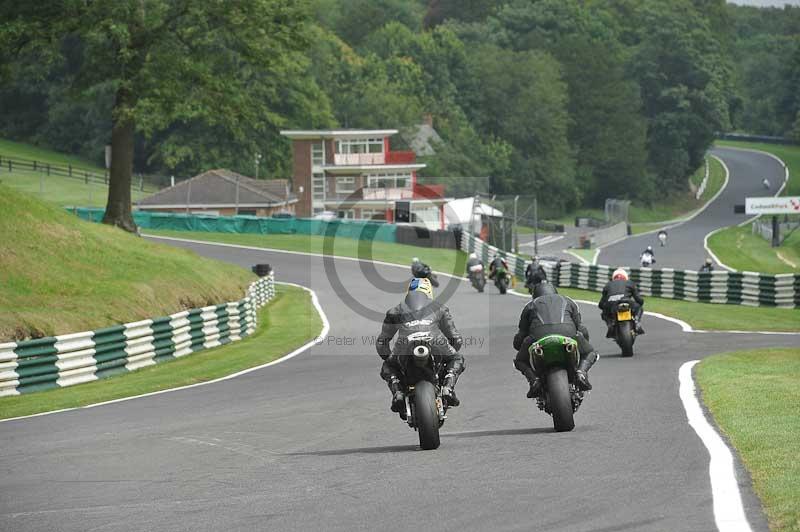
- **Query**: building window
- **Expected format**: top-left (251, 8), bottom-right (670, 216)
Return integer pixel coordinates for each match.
top-left (336, 138), bottom-right (384, 154)
top-left (336, 176), bottom-right (356, 193)
top-left (366, 172), bottom-right (412, 189)
top-left (361, 209), bottom-right (386, 221)
top-left (312, 172), bottom-right (325, 202)
top-left (337, 209), bottom-right (355, 219)
top-left (312, 141), bottom-right (324, 166)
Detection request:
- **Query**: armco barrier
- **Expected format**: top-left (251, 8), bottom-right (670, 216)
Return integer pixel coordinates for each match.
top-left (460, 232), bottom-right (799, 308)
top-left (0, 274), bottom-right (276, 397)
top-left (70, 208), bottom-right (397, 243)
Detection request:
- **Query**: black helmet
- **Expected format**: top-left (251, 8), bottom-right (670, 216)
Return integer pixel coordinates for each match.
top-left (532, 281), bottom-right (558, 298)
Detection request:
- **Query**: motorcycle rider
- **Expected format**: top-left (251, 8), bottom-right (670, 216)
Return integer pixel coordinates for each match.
top-left (488, 254), bottom-right (508, 280)
top-left (700, 258), bottom-right (714, 273)
top-left (466, 252), bottom-right (483, 272)
top-left (657, 229), bottom-right (668, 247)
top-left (640, 246), bottom-right (656, 267)
top-left (513, 281), bottom-right (599, 397)
top-left (524, 255), bottom-right (547, 292)
top-left (411, 257), bottom-right (440, 287)
top-left (599, 268), bottom-right (645, 337)
top-left (377, 277), bottom-right (465, 418)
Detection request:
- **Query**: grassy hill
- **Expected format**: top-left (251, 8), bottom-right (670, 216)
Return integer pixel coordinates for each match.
top-left (0, 185), bottom-right (254, 341)
top-left (0, 139), bottom-right (156, 207)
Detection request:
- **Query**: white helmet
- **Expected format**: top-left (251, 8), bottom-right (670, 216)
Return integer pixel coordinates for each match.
top-left (412, 257), bottom-right (420, 263)
top-left (612, 268), bottom-right (629, 281)
top-left (646, 246), bottom-right (653, 252)
top-left (469, 253), bottom-right (477, 260)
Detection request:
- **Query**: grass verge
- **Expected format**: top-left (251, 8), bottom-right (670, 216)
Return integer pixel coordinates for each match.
top-left (0, 185), bottom-right (253, 341)
top-left (548, 156), bottom-right (727, 231)
top-left (145, 229), bottom-right (467, 277)
top-left (696, 348), bottom-right (800, 531)
top-left (556, 287), bottom-right (800, 332)
top-left (0, 138), bottom-right (155, 207)
top-left (708, 223), bottom-right (800, 274)
top-left (715, 140), bottom-right (799, 196)
top-left (0, 285), bottom-right (320, 420)
top-left (629, 155), bottom-right (727, 233)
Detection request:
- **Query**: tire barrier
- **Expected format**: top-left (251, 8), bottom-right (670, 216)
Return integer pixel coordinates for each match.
top-left (461, 232), bottom-right (799, 308)
top-left (0, 274), bottom-right (276, 397)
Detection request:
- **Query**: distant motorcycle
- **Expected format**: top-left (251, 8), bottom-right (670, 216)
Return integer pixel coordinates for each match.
top-left (396, 332), bottom-right (450, 450)
top-left (528, 335), bottom-right (586, 432)
top-left (493, 265), bottom-right (510, 294)
top-left (607, 295), bottom-right (637, 357)
top-left (468, 263), bottom-right (486, 293)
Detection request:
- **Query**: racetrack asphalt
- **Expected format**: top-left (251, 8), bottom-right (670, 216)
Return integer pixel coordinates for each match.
top-left (597, 147), bottom-right (787, 270)
top-left (2, 238), bottom-right (797, 532)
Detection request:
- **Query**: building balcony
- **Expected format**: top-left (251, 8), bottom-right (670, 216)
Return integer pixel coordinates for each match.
top-left (332, 153), bottom-right (385, 165)
top-left (325, 183), bottom-right (446, 203)
top-left (385, 151), bottom-right (416, 164)
top-left (330, 151), bottom-right (417, 167)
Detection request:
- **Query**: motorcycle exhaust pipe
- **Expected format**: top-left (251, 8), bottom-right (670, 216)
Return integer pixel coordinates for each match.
top-left (413, 345), bottom-right (430, 358)
top-left (565, 342), bottom-right (576, 354)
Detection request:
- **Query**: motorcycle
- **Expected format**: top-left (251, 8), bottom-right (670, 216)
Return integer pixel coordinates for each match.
top-left (397, 331), bottom-right (450, 450)
top-left (608, 295), bottom-right (636, 357)
top-left (528, 334), bottom-right (585, 432)
top-left (468, 263), bottom-right (486, 293)
top-left (640, 252), bottom-right (655, 268)
top-left (493, 266), bottom-right (510, 294)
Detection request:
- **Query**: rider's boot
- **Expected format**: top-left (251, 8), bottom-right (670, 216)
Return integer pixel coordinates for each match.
top-left (441, 372), bottom-right (460, 407)
top-left (523, 367), bottom-right (542, 398)
top-left (388, 377), bottom-right (406, 419)
top-left (575, 351), bottom-right (599, 391)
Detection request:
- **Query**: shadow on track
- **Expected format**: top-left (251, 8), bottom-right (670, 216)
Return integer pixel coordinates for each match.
top-left (441, 427), bottom-right (553, 439)
top-left (286, 444), bottom-right (417, 456)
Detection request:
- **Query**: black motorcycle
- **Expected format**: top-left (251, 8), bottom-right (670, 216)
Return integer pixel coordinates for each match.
top-left (396, 332), bottom-right (450, 450)
top-left (608, 296), bottom-right (637, 357)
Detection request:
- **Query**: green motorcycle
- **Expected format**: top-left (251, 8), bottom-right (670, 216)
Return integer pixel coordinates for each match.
top-left (528, 334), bottom-right (586, 432)
top-left (493, 265), bottom-right (509, 294)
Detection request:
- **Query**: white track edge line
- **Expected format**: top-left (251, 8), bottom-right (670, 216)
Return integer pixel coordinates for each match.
top-left (596, 151), bottom-right (733, 266)
top-left (679, 360), bottom-right (754, 532)
top-left (0, 281), bottom-right (330, 424)
top-left (143, 234), bottom-right (470, 282)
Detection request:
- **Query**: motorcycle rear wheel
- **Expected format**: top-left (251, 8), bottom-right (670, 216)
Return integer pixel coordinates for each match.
top-left (413, 380), bottom-right (441, 450)
top-left (547, 368), bottom-right (575, 432)
top-left (498, 278), bottom-right (507, 294)
top-left (617, 321), bottom-right (635, 358)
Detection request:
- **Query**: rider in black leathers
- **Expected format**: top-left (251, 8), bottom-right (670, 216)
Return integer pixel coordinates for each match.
top-left (488, 255), bottom-right (508, 280)
top-left (411, 257), bottom-right (440, 287)
top-left (599, 268), bottom-right (645, 336)
top-left (524, 256), bottom-right (547, 292)
top-left (377, 278), bottom-right (464, 418)
top-left (513, 282), bottom-right (599, 397)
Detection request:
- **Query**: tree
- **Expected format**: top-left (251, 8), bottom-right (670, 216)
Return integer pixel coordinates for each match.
top-left (461, 45), bottom-right (577, 209)
top-left (488, 0), bottom-right (651, 203)
top-left (2, 0), bottom-right (316, 232)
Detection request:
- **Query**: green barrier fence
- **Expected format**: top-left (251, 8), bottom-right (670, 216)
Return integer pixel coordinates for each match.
top-left (69, 208), bottom-right (397, 243)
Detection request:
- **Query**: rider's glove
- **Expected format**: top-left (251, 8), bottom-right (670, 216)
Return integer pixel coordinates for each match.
top-left (449, 335), bottom-right (463, 352)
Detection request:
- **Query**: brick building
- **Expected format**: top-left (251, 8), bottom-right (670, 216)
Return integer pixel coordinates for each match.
top-left (279, 129), bottom-right (448, 228)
